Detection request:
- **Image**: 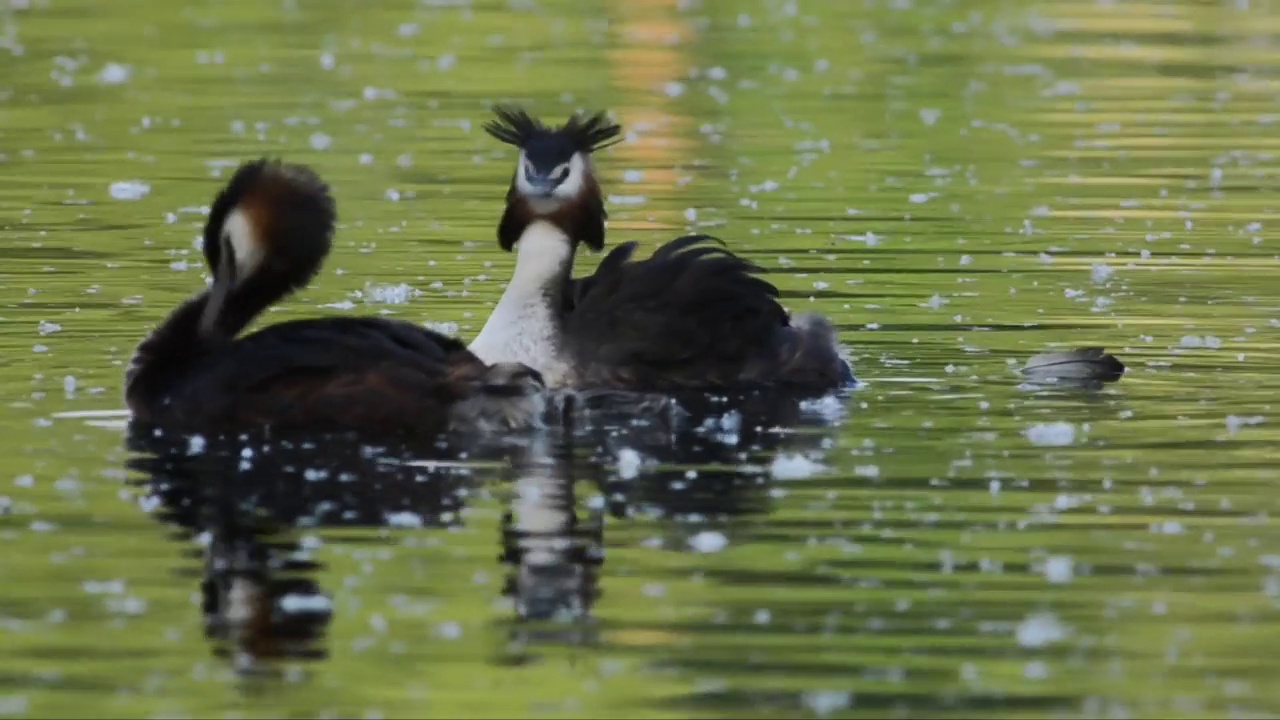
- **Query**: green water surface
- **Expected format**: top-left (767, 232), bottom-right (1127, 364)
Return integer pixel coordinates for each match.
top-left (1, 0), bottom-right (1278, 717)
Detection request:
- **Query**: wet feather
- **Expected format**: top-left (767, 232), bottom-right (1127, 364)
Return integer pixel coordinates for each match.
top-left (1021, 347), bottom-right (1125, 382)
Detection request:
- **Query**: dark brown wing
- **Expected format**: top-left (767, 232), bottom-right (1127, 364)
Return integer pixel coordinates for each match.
top-left (154, 317), bottom-right (487, 437)
top-left (561, 234), bottom-right (790, 391)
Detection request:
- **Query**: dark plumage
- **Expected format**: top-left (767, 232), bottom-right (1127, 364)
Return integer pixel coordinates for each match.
top-left (140, 316), bottom-right (543, 436)
top-left (476, 105), bottom-right (854, 398)
top-left (484, 106), bottom-right (623, 155)
top-left (564, 235), bottom-right (849, 393)
top-left (125, 158), bottom-right (546, 438)
top-left (1021, 347), bottom-right (1126, 384)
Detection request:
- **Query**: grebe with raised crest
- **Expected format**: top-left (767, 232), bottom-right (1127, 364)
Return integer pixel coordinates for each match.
top-left (468, 105), bottom-right (855, 398)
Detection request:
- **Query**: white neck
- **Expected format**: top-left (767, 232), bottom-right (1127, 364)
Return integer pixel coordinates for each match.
top-left (468, 220), bottom-right (576, 386)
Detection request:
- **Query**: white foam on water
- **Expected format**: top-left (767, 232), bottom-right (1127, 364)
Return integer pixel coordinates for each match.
top-left (51, 409), bottom-right (131, 419)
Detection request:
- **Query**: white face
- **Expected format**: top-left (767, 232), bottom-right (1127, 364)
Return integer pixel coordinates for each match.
top-left (221, 207), bottom-right (266, 280)
top-left (199, 205), bottom-right (269, 335)
top-left (515, 150), bottom-right (586, 206)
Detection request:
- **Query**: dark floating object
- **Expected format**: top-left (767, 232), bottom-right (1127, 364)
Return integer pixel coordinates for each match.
top-left (1021, 347), bottom-right (1126, 384)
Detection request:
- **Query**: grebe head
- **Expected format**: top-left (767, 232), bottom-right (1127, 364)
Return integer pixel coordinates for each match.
top-left (199, 159), bottom-right (336, 336)
top-left (484, 105), bottom-right (621, 252)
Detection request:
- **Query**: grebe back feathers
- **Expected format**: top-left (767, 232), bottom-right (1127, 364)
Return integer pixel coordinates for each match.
top-left (563, 233), bottom-right (848, 393)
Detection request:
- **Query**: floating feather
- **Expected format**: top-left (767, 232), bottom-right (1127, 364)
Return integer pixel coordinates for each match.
top-left (1021, 347), bottom-right (1125, 383)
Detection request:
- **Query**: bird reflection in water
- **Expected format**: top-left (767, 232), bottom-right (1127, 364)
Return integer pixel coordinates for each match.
top-left (123, 384), bottom-right (849, 669)
top-left (198, 512), bottom-right (330, 672)
top-left (498, 433), bottom-right (606, 653)
top-left (125, 421), bottom-right (510, 674)
top-left (494, 388), bottom-right (845, 658)
top-left (564, 388), bottom-right (844, 520)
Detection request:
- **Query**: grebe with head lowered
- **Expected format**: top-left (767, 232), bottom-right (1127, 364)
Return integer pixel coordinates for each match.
top-left (125, 158), bottom-right (546, 438)
top-left (467, 106), bottom-right (855, 398)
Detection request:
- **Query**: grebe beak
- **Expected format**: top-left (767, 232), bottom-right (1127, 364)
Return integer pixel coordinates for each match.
top-left (522, 167), bottom-right (558, 197)
top-left (199, 249), bottom-right (239, 337)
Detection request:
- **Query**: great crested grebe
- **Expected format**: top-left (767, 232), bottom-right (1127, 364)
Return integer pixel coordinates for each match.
top-left (468, 105), bottom-right (855, 397)
top-left (125, 158), bottom-right (546, 437)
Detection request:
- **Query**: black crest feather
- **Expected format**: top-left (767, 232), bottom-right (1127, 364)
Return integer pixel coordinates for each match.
top-left (484, 105), bottom-right (623, 154)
